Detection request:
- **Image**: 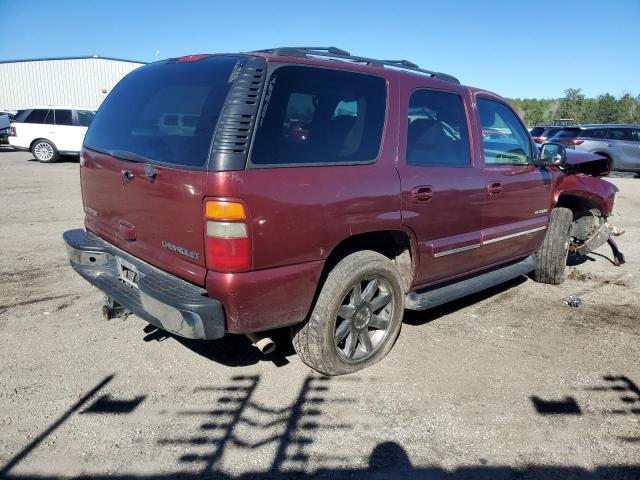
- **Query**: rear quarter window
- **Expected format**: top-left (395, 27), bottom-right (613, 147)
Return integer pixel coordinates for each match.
top-left (24, 109), bottom-right (53, 124)
top-left (249, 66), bottom-right (386, 166)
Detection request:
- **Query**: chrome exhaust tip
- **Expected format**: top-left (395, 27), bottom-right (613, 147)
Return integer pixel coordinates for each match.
top-left (246, 332), bottom-right (276, 355)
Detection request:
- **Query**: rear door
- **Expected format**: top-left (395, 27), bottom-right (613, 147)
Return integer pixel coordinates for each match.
top-left (397, 83), bottom-right (486, 286)
top-left (606, 127), bottom-right (639, 169)
top-left (52, 109), bottom-right (78, 151)
top-left (476, 97), bottom-right (551, 264)
top-left (80, 55), bottom-right (243, 285)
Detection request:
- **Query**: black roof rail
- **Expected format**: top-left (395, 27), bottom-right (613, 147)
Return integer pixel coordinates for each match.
top-left (251, 47), bottom-right (460, 84)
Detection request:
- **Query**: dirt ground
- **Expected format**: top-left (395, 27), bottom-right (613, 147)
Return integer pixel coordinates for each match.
top-left (0, 148), bottom-right (638, 479)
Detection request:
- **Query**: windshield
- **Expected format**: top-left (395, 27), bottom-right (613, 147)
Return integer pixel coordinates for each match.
top-left (84, 55), bottom-right (243, 168)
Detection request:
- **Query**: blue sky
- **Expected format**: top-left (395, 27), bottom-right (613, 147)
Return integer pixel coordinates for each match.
top-left (1, 0), bottom-right (638, 99)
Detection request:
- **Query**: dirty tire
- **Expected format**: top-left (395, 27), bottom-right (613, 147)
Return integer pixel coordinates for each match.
top-left (292, 250), bottom-right (404, 376)
top-left (533, 207), bottom-right (573, 285)
top-left (31, 139), bottom-right (59, 163)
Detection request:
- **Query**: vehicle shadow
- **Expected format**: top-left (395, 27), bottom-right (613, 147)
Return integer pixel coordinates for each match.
top-left (402, 275), bottom-right (528, 326)
top-left (26, 154), bottom-right (79, 164)
top-left (143, 325), bottom-right (295, 368)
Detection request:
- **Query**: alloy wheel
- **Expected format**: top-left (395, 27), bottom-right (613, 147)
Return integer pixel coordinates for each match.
top-left (334, 275), bottom-right (394, 362)
top-left (34, 142), bottom-right (54, 161)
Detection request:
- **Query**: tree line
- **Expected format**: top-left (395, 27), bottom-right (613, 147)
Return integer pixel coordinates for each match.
top-left (508, 89), bottom-right (640, 127)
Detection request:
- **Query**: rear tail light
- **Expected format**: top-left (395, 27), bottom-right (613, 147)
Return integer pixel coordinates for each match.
top-left (566, 139), bottom-right (584, 145)
top-left (533, 137), bottom-right (546, 144)
top-left (204, 199), bottom-right (250, 272)
top-left (10, 126), bottom-right (16, 137)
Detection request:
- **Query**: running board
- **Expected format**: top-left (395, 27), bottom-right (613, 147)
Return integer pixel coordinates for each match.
top-left (405, 255), bottom-right (535, 311)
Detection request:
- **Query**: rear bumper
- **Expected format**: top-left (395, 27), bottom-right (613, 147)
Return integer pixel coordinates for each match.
top-left (63, 229), bottom-right (225, 340)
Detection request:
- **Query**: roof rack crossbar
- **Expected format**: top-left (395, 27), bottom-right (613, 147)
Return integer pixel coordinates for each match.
top-left (251, 47), bottom-right (460, 84)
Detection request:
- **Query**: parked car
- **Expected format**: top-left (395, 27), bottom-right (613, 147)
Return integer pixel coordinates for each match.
top-left (529, 125), bottom-right (564, 144)
top-left (548, 124), bottom-right (640, 173)
top-left (9, 107), bottom-right (95, 162)
top-left (63, 47), bottom-right (622, 375)
top-left (0, 112), bottom-right (11, 145)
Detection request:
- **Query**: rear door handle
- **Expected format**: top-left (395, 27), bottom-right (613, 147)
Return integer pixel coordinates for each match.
top-left (487, 182), bottom-right (503, 196)
top-left (411, 186), bottom-right (433, 203)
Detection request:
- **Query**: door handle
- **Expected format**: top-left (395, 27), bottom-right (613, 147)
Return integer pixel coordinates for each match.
top-left (411, 186), bottom-right (433, 203)
top-left (487, 182), bottom-right (503, 196)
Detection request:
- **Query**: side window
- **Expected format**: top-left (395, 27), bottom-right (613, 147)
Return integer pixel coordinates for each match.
top-left (54, 109), bottom-right (73, 126)
top-left (606, 128), bottom-right (633, 141)
top-left (405, 89), bottom-right (471, 167)
top-left (632, 129), bottom-right (640, 142)
top-left (24, 109), bottom-right (52, 124)
top-left (250, 66), bottom-right (386, 166)
top-left (585, 128), bottom-right (607, 139)
top-left (76, 110), bottom-right (95, 127)
top-left (477, 98), bottom-right (531, 165)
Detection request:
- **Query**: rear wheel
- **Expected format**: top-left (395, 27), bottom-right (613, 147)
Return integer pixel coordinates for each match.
top-left (533, 207), bottom-right (573, 285)
top-left (292, 250), bottom-right (404, 375)
top-left (32, 139), bottom-right (58, 163)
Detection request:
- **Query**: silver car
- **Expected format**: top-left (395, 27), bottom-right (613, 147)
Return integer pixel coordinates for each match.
top-left (549, 124), bottom-right (640, 174)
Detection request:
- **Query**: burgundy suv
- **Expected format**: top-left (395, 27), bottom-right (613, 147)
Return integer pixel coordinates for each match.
top-left (63, 47), bottom-right (622, 375)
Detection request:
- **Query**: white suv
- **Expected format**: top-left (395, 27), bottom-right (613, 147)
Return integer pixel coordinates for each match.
top-left (9, 107), bottom-right (95, 162)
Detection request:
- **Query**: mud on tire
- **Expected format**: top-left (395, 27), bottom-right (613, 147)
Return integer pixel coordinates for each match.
top-left (292, 250), bottom-right (405, 376)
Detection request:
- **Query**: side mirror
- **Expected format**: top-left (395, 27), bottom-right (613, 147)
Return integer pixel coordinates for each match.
top-left (538, 143), bottom-right (567, 166)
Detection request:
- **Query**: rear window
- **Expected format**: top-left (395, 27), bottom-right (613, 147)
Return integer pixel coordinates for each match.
top-left (250, 66), bottom-right (386, 166)
top-left (529, 127), bottom-right (545, 137)
top-left (83, 55), bottom-right (242, 168)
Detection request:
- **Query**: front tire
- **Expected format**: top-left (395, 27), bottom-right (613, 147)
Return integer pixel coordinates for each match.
top-left (32, 139), bottom-right (59, 163)
top-left (533, 207), bottom-right (573, 285)
top-left (292, 250), bottom-right (405, 376)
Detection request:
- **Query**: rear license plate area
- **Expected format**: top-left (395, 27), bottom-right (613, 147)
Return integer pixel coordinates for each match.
top-left (116, 258), bottom-right (139, 288)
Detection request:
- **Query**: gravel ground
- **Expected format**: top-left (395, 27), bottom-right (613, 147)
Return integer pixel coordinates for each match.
top-left (0, 149), bottom-right (638, 479)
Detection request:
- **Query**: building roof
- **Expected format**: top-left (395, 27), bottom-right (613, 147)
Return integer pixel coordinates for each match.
top-left (0, 55), bottom-right (147, 65)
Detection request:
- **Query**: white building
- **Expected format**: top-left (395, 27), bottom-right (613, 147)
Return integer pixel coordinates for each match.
top-left (0, 56), bottom-right (146, 111)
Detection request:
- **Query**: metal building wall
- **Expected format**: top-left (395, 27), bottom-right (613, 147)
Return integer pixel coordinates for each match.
top-left (0, 57), bottom-right (145, 110)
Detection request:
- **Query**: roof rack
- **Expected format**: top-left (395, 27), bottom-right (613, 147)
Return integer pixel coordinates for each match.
top-left (252, 47), bottom-right (460, 84)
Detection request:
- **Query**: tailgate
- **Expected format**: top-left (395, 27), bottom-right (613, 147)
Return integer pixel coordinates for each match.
top-left (81, 148), bottom-right (208, 285)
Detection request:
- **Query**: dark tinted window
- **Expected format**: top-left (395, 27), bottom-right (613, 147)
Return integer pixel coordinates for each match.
top-left (543, 127), bottom-right (562, 137)
top-left (529, 127), bottom-right (545, 137)
top-left (54, 109), bottom-right (73, 126)
top-left (553, 128), bottom-right (581, 139)
top-left (406, 89), bottom-right (470, 167)
top-left (24, 109), bottom-right (52, 124)
top-left (250, 66), bottom-right (386, 166)
top-left (583, 128), bottom-right (607, 139)
top-left (478, 98), bottom-right (531, 165)
top-left (606, 128), bottom-right (633, 141)
top-left (84, 55), bottom-right (241, 168)
top-left (76, 110), bottom-right (94, 127)
top-left (632, 129), bottom-right (640, 142)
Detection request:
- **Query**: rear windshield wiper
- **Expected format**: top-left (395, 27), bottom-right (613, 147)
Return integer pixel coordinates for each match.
top-left (109, 150), bottom-right (154, 164)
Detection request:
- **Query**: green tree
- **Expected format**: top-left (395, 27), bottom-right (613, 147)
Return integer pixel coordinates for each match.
top-left (618, 93), bottom-right (636, 124)
top-left (595, 94), bottom-right (619, 123)
top-left (557, 88), bottom-right (585, 122)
